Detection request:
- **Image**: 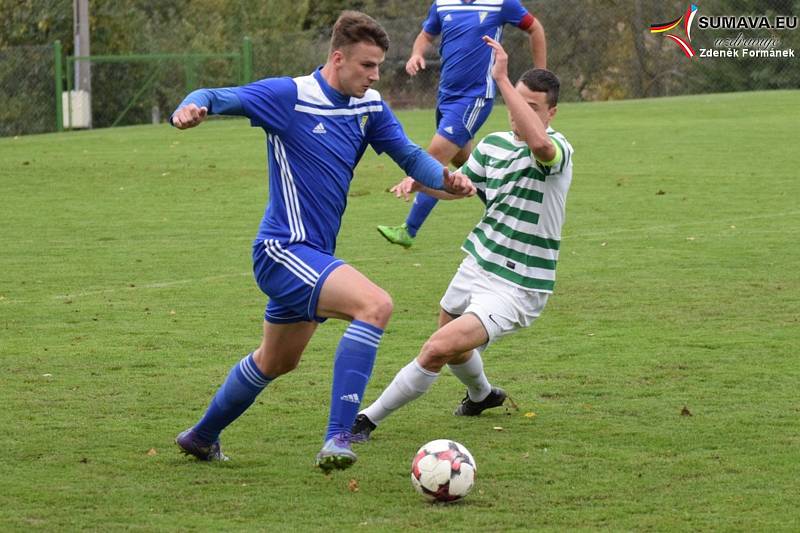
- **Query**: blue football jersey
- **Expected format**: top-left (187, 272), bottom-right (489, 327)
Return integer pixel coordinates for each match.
top-left (423, 0), bottom-right (533, 98)
top-left (234, 69), bottom-right (417, 254)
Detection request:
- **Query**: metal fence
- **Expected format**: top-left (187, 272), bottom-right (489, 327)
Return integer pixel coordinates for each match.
top-left (0, 44), bottom-right (55, 137)
top-left (0, 0), bottom-right (797, 137)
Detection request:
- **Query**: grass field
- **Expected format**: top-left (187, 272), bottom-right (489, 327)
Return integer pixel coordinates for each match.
top-left (1, 90), bottom-right (799, 531)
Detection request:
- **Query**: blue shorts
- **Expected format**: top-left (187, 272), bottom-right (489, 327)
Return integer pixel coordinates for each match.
top-left (252, 240), bottom-right (345, 324)
top-left (435, 94), bottom-right (495, 148)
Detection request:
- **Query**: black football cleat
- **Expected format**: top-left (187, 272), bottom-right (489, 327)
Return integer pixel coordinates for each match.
top-left (453, 387), bottom-right (508, 416)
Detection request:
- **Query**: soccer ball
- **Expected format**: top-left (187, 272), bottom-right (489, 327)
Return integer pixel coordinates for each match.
top-left (410, 439), bottom-right (476, 502)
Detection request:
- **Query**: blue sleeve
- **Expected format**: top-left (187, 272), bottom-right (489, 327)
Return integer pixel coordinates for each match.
top-left (501, 0), bottom-right (530, 26)
top-left (233, 77), bottom-right (297, 133)
top-left (367, 104), bottom-right (444, 190)
top-left (422, 2), bottom-right (441, 35)
top-left (170, 87), bottom-right (244, 125)
top-left (393, 144), bottom-right (445, 190)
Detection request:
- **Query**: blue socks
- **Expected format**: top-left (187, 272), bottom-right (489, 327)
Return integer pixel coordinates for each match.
top-left (191, 322), bottom-right (383, 445)
top-left (193, 353), bottom-right (272, 443)
top-left (325, 320), bottom-right (384, 440)
top-left (405, 192), bottom-right (439, 237)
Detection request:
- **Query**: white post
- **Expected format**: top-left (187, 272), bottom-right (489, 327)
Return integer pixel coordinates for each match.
top-left (73, 0), bottom-right (92, 128)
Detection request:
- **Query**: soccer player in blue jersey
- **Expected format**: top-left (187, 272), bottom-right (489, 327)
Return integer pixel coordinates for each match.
top-left (377, 0), bottom-right (547, 248)
top-left (170, 11), bottom-right (475, 471)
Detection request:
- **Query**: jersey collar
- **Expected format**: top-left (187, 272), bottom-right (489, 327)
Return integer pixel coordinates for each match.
top-left (313, 66), bottom-right (350, 106)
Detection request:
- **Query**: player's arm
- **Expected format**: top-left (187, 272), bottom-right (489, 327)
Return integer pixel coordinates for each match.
top-left (389, 143), bottom-right (475, 198)
top-left (170, 88), bottom-right (245, 129)
top-left (390, 176), bottom-right (463, 201)
top-left (392, 144), bottom-right (486, 202)
top-left (484, 36), bottom-right (556, 163)
top-left (525, 16), bottom-right (547, 69)
top-left (369, 103), bottom-right (473, 197)
top-left (406, 30), bottom-right (436, 76)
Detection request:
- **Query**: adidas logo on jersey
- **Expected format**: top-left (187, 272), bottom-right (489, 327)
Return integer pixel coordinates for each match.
top-left (444, 14), bottom-right (453, 22)
top-left (340, 393), bottom-right (360, 403)
top-left (312, 122), bottom-right (326, 134)
top-left (444, 126), bottom-right (454, 134)
top-left (479, 11), bottom-right (488, 23)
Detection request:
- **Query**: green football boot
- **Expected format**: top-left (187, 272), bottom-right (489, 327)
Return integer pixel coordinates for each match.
top-left (377, 223), bottom-right (414, 248)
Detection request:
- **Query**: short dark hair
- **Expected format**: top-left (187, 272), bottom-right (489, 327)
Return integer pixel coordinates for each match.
top-left (518, 68), bottom-right (560, 108)
top-left (330, 11), bottom-right (390, 53)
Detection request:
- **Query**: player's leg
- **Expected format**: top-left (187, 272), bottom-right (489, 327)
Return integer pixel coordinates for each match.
top-left (313, 264), bottom-right (393, 469)
top-left (447, 264), bottom-right (550, 416)
top-left (177, 320), bottom-right (317, 461)
top-left (378, 96), bottom-right (489, 247)
top-left (402, 134), bottom-right (463, 237)
top-left (356, 311), bottom-right (488, 434)
top-left (354, 256), bottom-right (480, 436)
top-left (377, 133), bottom-right (462, 248)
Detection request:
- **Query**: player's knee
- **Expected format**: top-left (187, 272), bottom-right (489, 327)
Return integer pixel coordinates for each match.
top-left (419, 337), bottom-right (455, 369)
top-left (253, 347), bottom-right (299, 377)
top-left (359, 290), bottom-right (393, 327)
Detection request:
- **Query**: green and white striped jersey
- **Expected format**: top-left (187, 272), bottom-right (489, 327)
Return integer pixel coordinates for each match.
top-left (459, 128), bottom-right (573, 292)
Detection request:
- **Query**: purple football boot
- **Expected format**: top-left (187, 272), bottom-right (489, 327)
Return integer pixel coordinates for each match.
top-left (176, 428), bottom-right (229, 461)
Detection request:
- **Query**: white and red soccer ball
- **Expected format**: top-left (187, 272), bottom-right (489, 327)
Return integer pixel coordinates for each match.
top-left (410, 439), bottom-right (476, 502)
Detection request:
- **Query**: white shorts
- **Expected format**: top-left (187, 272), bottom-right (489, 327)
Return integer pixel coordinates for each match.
top-left (440, 255), bottom-right (549, 344)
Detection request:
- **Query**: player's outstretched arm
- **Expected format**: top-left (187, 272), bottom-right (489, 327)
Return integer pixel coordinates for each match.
top-left (389, 168), bottom-right (475, 202)
top-left (170, 87), bottom-right (245, 130)
top-left (483, 36), bottom-right (555, 162)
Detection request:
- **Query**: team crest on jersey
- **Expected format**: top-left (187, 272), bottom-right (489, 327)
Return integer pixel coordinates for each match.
top-left (479, 11), bottom-right (488, 23)
top-left (359, 115), bottom-right (368, 134)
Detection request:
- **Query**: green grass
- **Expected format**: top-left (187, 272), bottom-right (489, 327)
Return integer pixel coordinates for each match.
top-left (1, 90), bottom-right (799, 531)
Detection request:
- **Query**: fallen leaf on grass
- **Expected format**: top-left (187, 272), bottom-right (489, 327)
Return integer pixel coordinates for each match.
top-left (146, 448), bottom-right (158, 456)
top-left (680, 406), bottom-right (692, 417)
top-left (524, 412), bottom-right (536, 418)
top-left (348, 479), bottom-right (359, 492)
top-left (493, 426), bottom-right (504, 431)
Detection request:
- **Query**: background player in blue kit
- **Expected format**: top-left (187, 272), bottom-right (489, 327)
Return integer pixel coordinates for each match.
top-left (170, 11), bottom-right (475, 471)
top-left (377, 0), bottom-right (547, 248)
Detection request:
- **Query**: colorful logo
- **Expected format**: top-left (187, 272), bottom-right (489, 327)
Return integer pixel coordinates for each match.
top-left (650, 4), bottom-right (699, 58)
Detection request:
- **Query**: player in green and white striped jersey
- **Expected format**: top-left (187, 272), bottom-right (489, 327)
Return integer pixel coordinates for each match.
top-left (351, 37), bottom-right (573, 439)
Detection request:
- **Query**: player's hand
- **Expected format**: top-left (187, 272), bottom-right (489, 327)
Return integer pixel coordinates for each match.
top-left (405, 54), bottom-right (426, 76)
top-left (483, 36), bottom-right (509, 83)
top-left (171, 104), bottom-right (208, 129)
top-left (442, 168), bottom-right (476, 198)
top-left (389, 176), bottom-right (418, 201)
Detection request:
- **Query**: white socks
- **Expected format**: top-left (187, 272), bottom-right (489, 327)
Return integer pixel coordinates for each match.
top-left (361, 359), bottom-right (438, 424)
top-left (447, 350), bottom-right (491, 402)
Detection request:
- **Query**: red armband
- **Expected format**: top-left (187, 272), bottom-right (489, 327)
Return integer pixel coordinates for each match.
top-left (519, 13), bottom-right (535, 30)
